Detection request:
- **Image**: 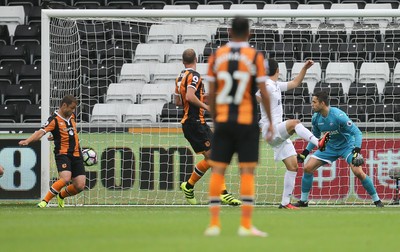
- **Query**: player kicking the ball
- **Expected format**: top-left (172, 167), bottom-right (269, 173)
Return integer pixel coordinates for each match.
top-left (256, 59), bottom-right (329, 209)
top-left (294, 90), bottom-right (384, 207)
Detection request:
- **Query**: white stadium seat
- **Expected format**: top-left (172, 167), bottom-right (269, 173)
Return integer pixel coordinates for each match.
top-left (262, 4), bottom-right (291, 28)
top-left (147, 24), bottom-right (180, 44)
top-left (161, 5), bottom-right (191, 23)
top-left (180, 24), bottom-right (216, 44)
top-left (291, 62), bottom-right (321, 94)
top-left (133, 43), bottom-right (172, 63)
top-left (152, 63), bottom-right (182, 84)
top-left (194, 5), bottom-right (224, 25)
top-left (359, 62), bottom-right (390, 95)
top-left (165, 43), bottom-right (206, 63)
top-left (105, 83), bottom-right (141, 104)
top-left (325, 62), bottom-right (356, 95)
top-left (295, 4), bottom-right (325, 29)
top-left (90, 103), bottom-right (126, 123)
top-left (124, 103), bottom-right (164, 123)
top-left (0, 6), bottom-right (25, 36)
top-left (363, 3), bottom-right (392, 28)
top-left (119, 63), bottom-right (151, 84)
top-left (327, 4), bottom-right (359, 28)
top-left (140, 83), bottom-right (175, 104)
top-left (229, 4), bottom-right (258, 25)
top-left (278, 62), bottom-right (287, 82)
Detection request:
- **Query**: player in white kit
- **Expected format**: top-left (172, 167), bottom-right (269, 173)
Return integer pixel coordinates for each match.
top-left (256, 59), bottom-right (329, 209)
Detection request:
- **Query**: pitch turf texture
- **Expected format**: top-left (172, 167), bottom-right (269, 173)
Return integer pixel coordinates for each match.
top-left (0, 205), bottom-right (398, 252)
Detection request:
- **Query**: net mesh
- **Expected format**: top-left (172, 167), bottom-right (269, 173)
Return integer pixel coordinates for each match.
top-left (47, 14), bottom-right (400, 205)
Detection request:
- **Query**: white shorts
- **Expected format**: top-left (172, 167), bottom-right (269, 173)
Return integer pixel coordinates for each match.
top-left (261, 121), bottom-right (296, 161)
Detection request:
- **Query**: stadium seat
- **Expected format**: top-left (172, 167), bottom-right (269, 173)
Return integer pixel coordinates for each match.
top-left (105, 83), bottom-right (141, 104)
top-left (161, 5), bottom-right (191, 23)
top-left (291, 62), bottom-right (321, 95)
top-left (273, 0), bottom-right (300, 9)
top-left (337, 42), bottom-right (366, 70)
top-left (160, 103), bottom-right (183, 122)
top-left (180, 24), bottom-right (216, 44)
top-left (266, 42), bottom-right (300, 70)
top-left (314, 82), bottom-right (345, 102)
top-left (358, 62), bottom-right (390, 96)
top-left (367, 103), bottom-right (395, 122)
top-left (77, 22), bottom-right (112, 42)
top-left (202, 42), bottom-right (220, 62)
top-left (123, 103), bottom-right (164, 123)
top-left (152, 62), bottom-right (182, 84)
top-left (325, 62), bottom-right (356, 95)
top-left (283, 24), bottom-right (312, 43)
top-left (4, 84), bottom-right (34, 105)
top-left (228, 4), bottom-right (258, 24)
top-left (339, 104), bottom-right (361, 122)
top-left (384, 25), bottom-right (400, 42)
top-left (140, 0), bottom-right (171, 9)
top-left (140, 83), bottom-right (175, 104)
top-left (327, 3), bottom-right (358, 28)
top-left (250, 28), bottom-right (279, 44)
top-left (106, 0), bottom-right (140, 8)
top-left (16, 64), bottom-right (41, 85)
top-left (21, 104), bottom-right (41, 123)
top-left (0, 104), bottom-right (19, 123)
top-left (165, 43), bottom-right (205, 63)
top-left (119, 63), bottom-right (151, 84)
top-left (0, 6), bottom-right (25, 36)
top-left (0, 25), bottom-right (10, 45)
top-left (90, 103), bottom-right (126, 123)
top-left (294, 4), bottom-right (325, 29)
top-left (348, 82), bottom-right (378, 104)
top-left (12, 24), bottom-right (40, 47)
top-left (302, 43), bottom-right (333, 70)
top-left (316, 24), bottom-right (347, 43)
top-left (261, 4), bottom-right (291, 28)
top-left (349, 24), bottom-right (382, 43)
top-left (147, 24), bottom-right (180, 44)
top-left (174, 0), bottom-right (204, 9)
top-left (278, 62), bottom-right (287, 81)
top-left (294, 103), bottom-right (312, 122)
top-left (112, 21), bottom-right (147, 44)
top-left (133, 43), bottom-right (172, 63)
top-left (0, 65), bottom-right (13, 85)
top-left (362, 3), bottom-right (392, 28)
top-left (207, 0), bottom-right (237, 9)
top-left (194, 5), bottom-right (224, 25)
top-left (392, 63), bottom-right (400, 84)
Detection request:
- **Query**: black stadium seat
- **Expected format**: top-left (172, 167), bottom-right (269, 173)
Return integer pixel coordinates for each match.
top-left (21, 104), bottom-right (41, 123)
top-left (0, 104), bottom-right (20, 123)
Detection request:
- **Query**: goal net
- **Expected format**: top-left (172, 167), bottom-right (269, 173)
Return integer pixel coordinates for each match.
top-left (42, 9), bottom-right (400, 206)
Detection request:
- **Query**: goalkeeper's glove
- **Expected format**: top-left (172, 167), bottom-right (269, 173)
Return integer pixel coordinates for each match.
top-left (351, 147), bottom-right (364, 166)
top-left (297, 149), bottom-right (310, 163)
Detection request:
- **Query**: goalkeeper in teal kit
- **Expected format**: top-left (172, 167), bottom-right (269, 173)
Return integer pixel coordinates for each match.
top-left (295, 90), bottom-right (384, 207)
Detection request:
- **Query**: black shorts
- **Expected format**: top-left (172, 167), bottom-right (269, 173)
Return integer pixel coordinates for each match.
top-left (55, 154), bottom-right (86, 178)
top-left (210, 123), bottom-right (260, 164)
top-left (182, 121), bottom-right (213, 153)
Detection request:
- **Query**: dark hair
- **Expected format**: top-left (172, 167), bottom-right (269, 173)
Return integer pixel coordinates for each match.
top-left (231, 16), bottom-right (250, 38)
top-left (266, 58), bottom-right (279, 76)
top-left (312, 90), bottom-right (329, 106)
top-left (61, 95), bottom-right (77, 106)
top-left (182, 48), bottom-right (196, 65)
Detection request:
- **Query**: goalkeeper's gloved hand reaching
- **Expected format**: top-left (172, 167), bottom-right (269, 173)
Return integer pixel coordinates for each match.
top-left (297, 149), bottom-right (309, 163)
top-left (351, 147), bottom-right (364, 166)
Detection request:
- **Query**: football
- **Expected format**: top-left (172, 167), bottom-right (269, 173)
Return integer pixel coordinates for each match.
top-left (82, 148), bottom-right (98, 166)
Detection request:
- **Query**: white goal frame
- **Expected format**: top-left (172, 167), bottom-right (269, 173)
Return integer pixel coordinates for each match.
top-left (41, 9), bottom-right (400, 202)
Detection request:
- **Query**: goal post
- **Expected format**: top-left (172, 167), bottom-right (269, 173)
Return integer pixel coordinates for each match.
top-left (42, 9), bottom-right (400, 206)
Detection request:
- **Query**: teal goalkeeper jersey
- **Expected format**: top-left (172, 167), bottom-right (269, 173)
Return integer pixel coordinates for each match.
top-left (306, 107), bottom-right (362, 151)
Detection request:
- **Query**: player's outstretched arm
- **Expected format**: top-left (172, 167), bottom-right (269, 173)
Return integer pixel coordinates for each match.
top-left (19, 130), bottom-right (45, 146)
top-left (287, 60), bottom-right (314, 90)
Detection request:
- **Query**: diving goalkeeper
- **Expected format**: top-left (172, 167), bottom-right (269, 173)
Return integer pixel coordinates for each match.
top-left (295, 90), bottom-right (384, 207)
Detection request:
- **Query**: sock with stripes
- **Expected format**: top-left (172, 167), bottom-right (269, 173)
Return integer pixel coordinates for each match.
top-left (240, 173), bottom-right (255, 229)
top-left (209, 172), bottom-right (224, 227)
top-left (188, 159), bottom-right (210, 187)
top-left (59, 184), bottom-right (80, 199)
top-left (43, 179), bottom-right (66, 203)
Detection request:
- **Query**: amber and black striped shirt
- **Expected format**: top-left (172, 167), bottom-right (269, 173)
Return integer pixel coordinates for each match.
top-left (207, 42), bottom-right (266, 126)
top-left (41, 112), bottom-right (80, 157)
top-left (175, 68), bottom-right (206, 124)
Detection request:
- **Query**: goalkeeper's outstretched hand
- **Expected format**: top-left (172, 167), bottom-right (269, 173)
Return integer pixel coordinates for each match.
top-left (297, 149), bottom-right (310, 163)
top-left (351, 147), bottom-right (364, 167)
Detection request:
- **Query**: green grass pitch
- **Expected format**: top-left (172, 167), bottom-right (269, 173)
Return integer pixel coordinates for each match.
top-left (1, 205), bottom-right (398, 252)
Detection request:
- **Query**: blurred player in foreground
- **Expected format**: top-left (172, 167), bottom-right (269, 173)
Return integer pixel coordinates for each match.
top-left (175, 48), bottom-right (241, 206)
top-left (295, 90), bottom-right (384, 207)
top-left (205, 16), bottom-right (273, 237)
top-left (19, 95), bottom-right (86, 208)
top-left (256, 59), bottom-right (329, 210)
